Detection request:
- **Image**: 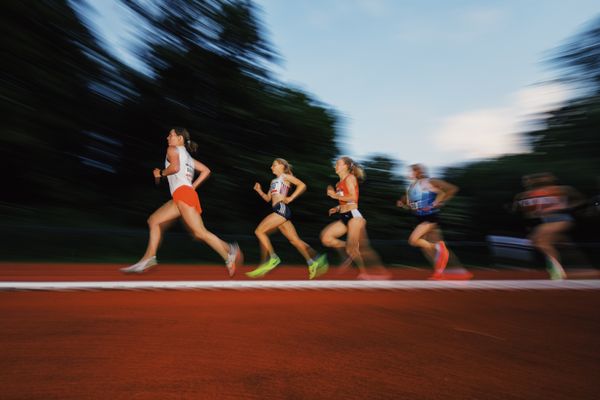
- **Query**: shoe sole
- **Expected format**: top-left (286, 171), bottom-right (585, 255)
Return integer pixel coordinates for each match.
top-left (246, 260), bottom-right (280, 278)
top-left (120, 260), bottom-right (157, 274)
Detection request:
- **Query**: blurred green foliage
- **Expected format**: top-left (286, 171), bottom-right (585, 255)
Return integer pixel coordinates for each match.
top-left (0, 2), bottom-right (598, 266)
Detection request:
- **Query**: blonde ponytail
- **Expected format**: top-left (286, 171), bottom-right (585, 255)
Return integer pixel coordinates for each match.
top-left (275, 158), bottom-right (293, 175)
top-left (340, 156), bottom-right (365, 181)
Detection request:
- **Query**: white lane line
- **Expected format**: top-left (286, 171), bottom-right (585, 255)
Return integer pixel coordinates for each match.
top-left (0, 280), bottom-right (599, 291)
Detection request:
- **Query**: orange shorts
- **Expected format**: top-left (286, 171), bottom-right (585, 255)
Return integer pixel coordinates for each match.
top-left (172, 185), bottom-right (202, 214)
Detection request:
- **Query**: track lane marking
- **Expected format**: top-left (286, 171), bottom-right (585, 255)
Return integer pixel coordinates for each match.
top-left (1, 280), bottom-right (600, 291)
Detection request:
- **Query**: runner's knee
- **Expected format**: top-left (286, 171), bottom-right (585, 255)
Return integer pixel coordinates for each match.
top-left (321, 235), bottom-right (335, 247)
top-left (255, 228), bottom-right (266, 238)
top-left (147, 215), bottom-right (159, 228)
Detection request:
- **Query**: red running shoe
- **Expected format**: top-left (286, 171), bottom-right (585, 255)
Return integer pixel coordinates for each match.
top-left (428, 270), bottom-right (474, 280)
top-left (434, 241), bottom-right (449, 274)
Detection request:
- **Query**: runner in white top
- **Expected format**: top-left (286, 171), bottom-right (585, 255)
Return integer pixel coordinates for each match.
top-left (121, 127), bottom-right (242, 276)
top-left (248, 158), bottom-right (328, 279)
top-left (165, 145), bottom-right (194, 195)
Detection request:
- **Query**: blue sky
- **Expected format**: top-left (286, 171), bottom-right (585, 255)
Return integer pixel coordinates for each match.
top-left (85, 0), bottom-right (599, 169)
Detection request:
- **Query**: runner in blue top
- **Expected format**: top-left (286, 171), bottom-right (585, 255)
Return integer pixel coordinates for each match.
top-left (397, 164), bottom-right (469, 279)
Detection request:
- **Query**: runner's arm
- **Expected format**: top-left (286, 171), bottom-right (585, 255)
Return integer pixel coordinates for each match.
top-left (192, 159), bottom-right (211, 189)
top-left (283, 174), bottom-right (306, 204)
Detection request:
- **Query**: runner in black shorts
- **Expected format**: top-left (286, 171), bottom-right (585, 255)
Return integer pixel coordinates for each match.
top-left (321, 157), bottom-right (390, 279)
top-left (397, 164), bottom-right (469, 280)
top-left (247, 158), bottom-right (328, 279)
top-left (513, 172), bottom-right (585, 279)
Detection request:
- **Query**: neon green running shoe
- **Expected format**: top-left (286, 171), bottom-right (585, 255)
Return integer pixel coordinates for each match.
top-left (309, 254), bottom-right (329, 279)
top-left (246, 256), bottom-right (281, 278)
top-left (547, 263), bottom-right (567, 280)
top-left (545, 256), bottom-right (566, 280)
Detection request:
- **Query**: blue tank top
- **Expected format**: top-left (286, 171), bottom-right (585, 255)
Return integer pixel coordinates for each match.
top-left (407, 179), bottom-right (439, 216)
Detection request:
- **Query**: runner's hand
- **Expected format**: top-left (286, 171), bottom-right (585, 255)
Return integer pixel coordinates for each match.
top-left (327, 185), bottom-right (336, 198)
top-left (153, 168), bottom-right (162, 185)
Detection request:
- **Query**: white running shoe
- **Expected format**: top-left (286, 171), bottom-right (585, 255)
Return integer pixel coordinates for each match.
top-left (226, 243), bottom-right (240, 277)
top-left (120, 256), bottom-right (157, 274)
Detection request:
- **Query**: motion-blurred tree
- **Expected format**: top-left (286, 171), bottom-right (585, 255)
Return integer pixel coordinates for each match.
top-left (0, 0), bottom-right (120, 208)
top-left (108, 0), bottom-right (342, 239)
top-left (441, 16), bottom-right (600, 246)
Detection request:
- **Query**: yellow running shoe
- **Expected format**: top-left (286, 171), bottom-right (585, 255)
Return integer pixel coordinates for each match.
top-left (246, 256), bottom-right (281, 278)
top-left (309, 254), bottom-right (329, 279)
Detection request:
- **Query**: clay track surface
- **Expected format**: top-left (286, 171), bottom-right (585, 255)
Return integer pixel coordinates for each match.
top-left (1, 263), bottom-right (599, 399)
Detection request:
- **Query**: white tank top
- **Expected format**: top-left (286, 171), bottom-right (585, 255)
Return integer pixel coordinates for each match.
top-left (165, 146), bottom-right (194, 195)
top-left (270, 174), bottom-right (290, 196)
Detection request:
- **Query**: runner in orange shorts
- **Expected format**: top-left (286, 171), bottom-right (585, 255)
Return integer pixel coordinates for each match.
top-left (121, 127), bottom-right (242, 276)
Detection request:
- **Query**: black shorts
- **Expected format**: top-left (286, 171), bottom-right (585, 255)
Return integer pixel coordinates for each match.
top-left (339, 209), bottom-right (364, 225)
top-left (415, 213), bottom-right (440, 225)
top-left (540, 213), bottom-right (573, 224)
top-left (273, 202), bottom-right (292, 220)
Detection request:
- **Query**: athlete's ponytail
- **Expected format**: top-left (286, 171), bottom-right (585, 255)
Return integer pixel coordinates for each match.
top-left (340, 156), bottom-right (365, 181)
top-left (173, 126), bottom-right (198, 154)
top-left (525, 172), bottom-right (557, 188)
top-left (275, 158), bottom-right (293, 175)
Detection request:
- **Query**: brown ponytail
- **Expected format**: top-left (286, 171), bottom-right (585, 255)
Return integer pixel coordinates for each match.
top-left (173, 127), bottom-right (198, 154)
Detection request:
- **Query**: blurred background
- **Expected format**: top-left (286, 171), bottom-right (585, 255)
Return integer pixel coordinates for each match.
top-left (1, 0), bottom-right (599, 268)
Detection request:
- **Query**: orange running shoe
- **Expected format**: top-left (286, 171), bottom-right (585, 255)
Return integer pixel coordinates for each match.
top-left (434, 241), bottom-right (449, 274)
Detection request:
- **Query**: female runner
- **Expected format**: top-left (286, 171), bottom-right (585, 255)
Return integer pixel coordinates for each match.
top-left (121, 127), bottom-right (241, 276)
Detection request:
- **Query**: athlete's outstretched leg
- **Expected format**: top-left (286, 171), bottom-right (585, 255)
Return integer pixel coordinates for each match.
top-left (531, 221), bottom-right (571, 279)
top-left (422, 227), bottom-right (442, 263)
top-left (409, 222), bottom-right (450, 273)
top-left (177, 201), bottom-right (230, 260)
top-left (346, 218), bottom-right (367, 275)
top-left (280, 221), bottom-right (328, 279)
top-left (320, 221), bottom-right (347, 249)
top-left (408, 222), bottom-right (437, 254)
top-left (321, 220), bottom-right (351, 271)
top-left (246, 213), bottom-right (287, 278)
top-left (121, 201), bottom-right (180, 273)
top-left (143, 201), bottom-right (180, 259)
top-left (357, 225), bottom-right (390, 277)
top-left (279, 221), bottom-right (316, 262)
top-left (255, 213), bottom-right (287, 258)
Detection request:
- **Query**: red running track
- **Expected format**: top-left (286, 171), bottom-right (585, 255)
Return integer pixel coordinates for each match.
top-left (2, 262), bottom-right (599, 281)
top-left (1, 263), bottom-right (599, 399)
